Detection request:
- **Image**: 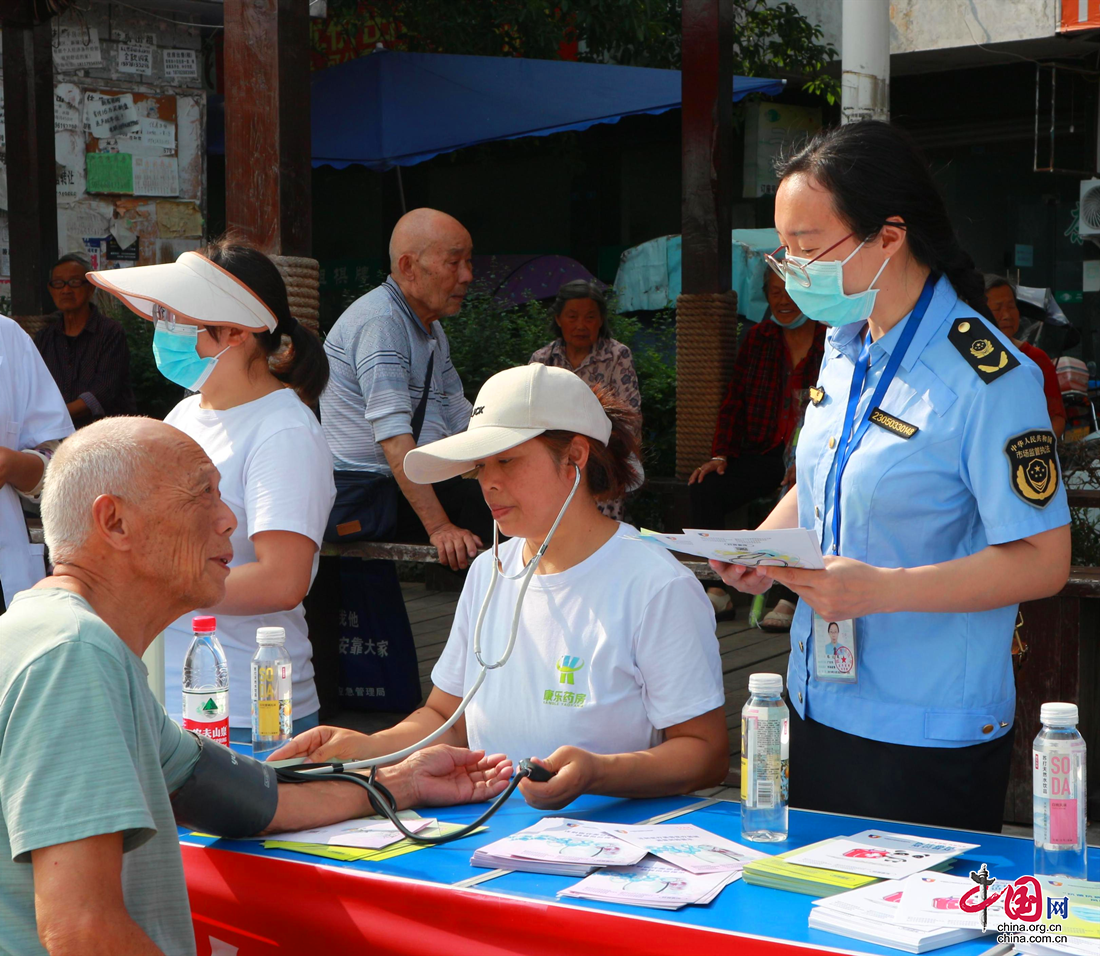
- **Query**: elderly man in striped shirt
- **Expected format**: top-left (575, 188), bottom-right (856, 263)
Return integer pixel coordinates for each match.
top-left (320, 208), bottom-right (492, 570)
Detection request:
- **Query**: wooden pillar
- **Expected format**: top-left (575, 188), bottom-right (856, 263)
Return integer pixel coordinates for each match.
top-left (676, 0), bottom-right (739, 479)
top-left (1, 17), bottom-right (58, 315)
top-left (223, 0), bottom-right (312, 256)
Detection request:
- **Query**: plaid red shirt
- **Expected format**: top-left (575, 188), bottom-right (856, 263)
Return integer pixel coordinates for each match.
top-left (711, 320), bottom-right (826, 458)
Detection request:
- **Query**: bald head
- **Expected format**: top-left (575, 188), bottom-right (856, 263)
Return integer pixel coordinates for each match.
top-left (388, 209), bottom-right (473, 324)
top-left (42, 417), bottom-right (210, 563)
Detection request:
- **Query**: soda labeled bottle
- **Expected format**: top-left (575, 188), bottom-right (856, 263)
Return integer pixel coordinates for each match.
top-left (251, 626), bottom-right (292, 759)
top-left (741, 673), bottom-right (789, 843)
top-left (181, 616), bottom-right (229, 746)
top-left (1033, 701), bottom-right (1087, 879)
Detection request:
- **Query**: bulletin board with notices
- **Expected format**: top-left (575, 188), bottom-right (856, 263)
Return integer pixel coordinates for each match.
top-left (0, 14), bottom-right (207, 309)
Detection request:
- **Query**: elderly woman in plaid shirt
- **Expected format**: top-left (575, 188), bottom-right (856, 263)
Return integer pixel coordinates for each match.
top-left (688, 270), bottom-right (825, 622)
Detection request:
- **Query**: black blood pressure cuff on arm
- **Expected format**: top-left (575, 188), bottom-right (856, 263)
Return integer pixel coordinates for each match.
top-left (170, 733), bottom-right (279, 838)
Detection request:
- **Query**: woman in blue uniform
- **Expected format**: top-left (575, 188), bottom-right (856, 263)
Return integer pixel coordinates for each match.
top-left (714, 121), bottom-right (1070, 832)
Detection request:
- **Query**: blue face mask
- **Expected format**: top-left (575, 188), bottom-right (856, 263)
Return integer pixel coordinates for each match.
top-left (783, 241), bottom-right (891, 327)
top-left (769, 311), bottom-right (810, 329)
top-left (152, 320), bottom-right (231, 390)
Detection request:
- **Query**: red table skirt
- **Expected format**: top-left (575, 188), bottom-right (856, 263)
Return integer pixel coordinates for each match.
top-left (184, 844), bottom-right (831, 956)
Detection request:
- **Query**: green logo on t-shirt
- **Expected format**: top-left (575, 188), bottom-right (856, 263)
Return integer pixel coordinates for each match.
top-left (556, 655), bottom-right (585, 685)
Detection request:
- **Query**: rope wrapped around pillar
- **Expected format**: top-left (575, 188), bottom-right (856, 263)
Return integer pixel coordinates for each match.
top-left (675, 290), bottom-right (740, 480)
top-left (270, 255), bottom-right (321, 335)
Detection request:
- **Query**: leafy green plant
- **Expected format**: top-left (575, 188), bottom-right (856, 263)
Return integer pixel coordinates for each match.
top-left (1059, 440), bottom-right (1100, 568)
top-left (317, 0), bottom-right (838, 102)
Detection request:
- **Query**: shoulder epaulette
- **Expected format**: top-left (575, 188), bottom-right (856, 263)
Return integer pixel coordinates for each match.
top-left (946, 316), bottom-right (1020, 384)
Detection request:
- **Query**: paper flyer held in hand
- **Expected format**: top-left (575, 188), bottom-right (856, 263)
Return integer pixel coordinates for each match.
top-left (788, 830), bottom-right (978, 880)
top-left (629, 528), bottom-right (825, 569)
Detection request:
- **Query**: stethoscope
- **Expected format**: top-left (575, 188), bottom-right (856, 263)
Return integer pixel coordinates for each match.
top-left (275, 466), bottom-right (584, 841)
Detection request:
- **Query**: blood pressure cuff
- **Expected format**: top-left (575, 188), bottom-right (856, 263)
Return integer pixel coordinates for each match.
top-left (170, 733), bottom-right (279, 838)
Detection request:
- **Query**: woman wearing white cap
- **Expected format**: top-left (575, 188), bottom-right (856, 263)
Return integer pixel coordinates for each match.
top-left (88, 241), bottom-right (335, 739)
top-left (272, 364), bottom-right (727, 809)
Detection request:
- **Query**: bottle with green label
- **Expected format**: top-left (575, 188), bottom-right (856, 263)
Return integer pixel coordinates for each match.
top-left (181, 616), bottom-right (229, 746)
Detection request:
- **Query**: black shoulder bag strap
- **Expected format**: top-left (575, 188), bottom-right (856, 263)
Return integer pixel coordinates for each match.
top-left (410, 349), bottom-right (435, 445)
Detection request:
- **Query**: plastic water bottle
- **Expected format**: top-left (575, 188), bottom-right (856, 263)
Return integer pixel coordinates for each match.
top-left (741, 673), bottom-right (789, 842)
top-left (181, 616), bottom-right (229, 746)
top-left (251, 627), bottom-right (292, 759)
top-left (1032, 701), bottom-right (1087, 879)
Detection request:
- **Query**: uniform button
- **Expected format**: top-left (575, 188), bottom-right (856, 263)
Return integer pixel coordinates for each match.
top-left (798, 641), bottom-right (805, 652)
top-left (957, 321), bottom-right (970, 333)
top-left (981, 724), bottom-right (994, 734)
top-left (798, 691), bottom-right (803, 703)
top-left (815, 506), bottom-right (821, 518)
top-left (828, 437), bottom-right (836, 449)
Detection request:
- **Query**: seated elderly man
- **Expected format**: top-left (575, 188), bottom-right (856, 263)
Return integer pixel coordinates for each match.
top-left (320, 208), bottom-right (491, 570)
top-left (0, 417), bottom-right (511, 956)
top-left (35, 253), bottom-right (136, 426)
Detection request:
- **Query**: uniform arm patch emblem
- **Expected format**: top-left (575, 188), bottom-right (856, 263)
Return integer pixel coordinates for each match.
top-left (1004, 430), bottom-right (1059, 508)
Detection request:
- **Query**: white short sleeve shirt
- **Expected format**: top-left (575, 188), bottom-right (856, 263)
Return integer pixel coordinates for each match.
top-left (163, 388), bottom-right (336, 726)
top-left (432, 523), bottom-right (725, 763)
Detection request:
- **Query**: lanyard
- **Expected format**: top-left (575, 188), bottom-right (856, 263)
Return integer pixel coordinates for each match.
top-left (829, 275), bottom-right (936, 555)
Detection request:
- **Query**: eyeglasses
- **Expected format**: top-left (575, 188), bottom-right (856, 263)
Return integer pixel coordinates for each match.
top-left (763, 233), bottom-right (854, 288)
top-left (48, 278), bottom-right (90, 290)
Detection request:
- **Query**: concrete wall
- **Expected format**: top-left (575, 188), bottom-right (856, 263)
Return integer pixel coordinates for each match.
top-left (786, 0), bottom-right (1060, 53)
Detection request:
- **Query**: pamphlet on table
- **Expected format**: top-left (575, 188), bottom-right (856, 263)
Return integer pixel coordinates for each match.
top-left (595, 823), bottom-right (769, 874)
top-left (789, 830), bottom-right (979, 880)
top-left (809, 880), bottom-right (983, 953)
top-left (628, 528), bottom-right (825, 569)
top-left (471, 818), bottom-right (647, 875)
top-left (240, 811), bottom-right (436, 849)
top-left (558, 858), bottom-right (740, 910)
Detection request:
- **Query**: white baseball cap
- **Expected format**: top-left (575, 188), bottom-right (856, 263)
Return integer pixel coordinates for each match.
top-left (404, 364), bottom-right (613, 484)
top-left (87, 251), bottom-right (278, 332)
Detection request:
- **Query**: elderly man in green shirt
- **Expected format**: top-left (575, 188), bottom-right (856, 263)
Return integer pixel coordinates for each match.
top-left (0, 418), bottom-right (512, 956)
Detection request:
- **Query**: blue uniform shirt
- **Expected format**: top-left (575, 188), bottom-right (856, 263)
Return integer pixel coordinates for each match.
top-left (789, 275), bottom-right (1070, 748)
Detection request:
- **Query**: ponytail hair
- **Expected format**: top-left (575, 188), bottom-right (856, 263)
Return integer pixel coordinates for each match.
top-left (538, 385), bottom-right (641, 502)
top-left (776, 122), bottom-right (993, 322)
top-left (201, 238), bottom-right (330, 404)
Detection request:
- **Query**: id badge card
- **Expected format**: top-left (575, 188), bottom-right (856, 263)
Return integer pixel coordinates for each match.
top-left (813, 615), bottom-right (857, 683)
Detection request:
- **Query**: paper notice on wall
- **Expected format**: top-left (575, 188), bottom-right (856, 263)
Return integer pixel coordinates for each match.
top-left (162, 48), bottom-right (199, 80)
top-left (85, 93), bottom-right (140, 138)
top-left (54, 27), bottom-right (105, 71)
top-left (117, 43), bottom-right (154, 76)
top-left (54, 83), bottom-right (83, 132)
top-left (86, 152), bottom-right (134, 194)
top-left (0, 87), bottom-right (5, 152)
top-left (0, 164), bottom-right (7, 213)
top-left (111, 30), bottom-right (157, 46)
top-left (156, 200), bottom-right (203, 238)
top-left (133, 155), bottom-right (179, 197)
top-left (58, 200), bottom-right (114, 256)
top-left (55, 129), bottom-right (87, 203)
top-left (139, 118), bottom-right (176, 153)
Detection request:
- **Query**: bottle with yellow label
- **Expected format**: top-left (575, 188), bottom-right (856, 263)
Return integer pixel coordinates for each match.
top-left (251, 626), bottom-right (292, 758)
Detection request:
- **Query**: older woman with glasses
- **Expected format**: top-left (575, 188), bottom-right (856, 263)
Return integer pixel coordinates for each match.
top-left (34, 254), bottom-right (136, 426)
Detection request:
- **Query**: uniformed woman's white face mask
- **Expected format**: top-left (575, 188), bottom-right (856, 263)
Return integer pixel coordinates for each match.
top-left (784, 241), bottom-right (891, 328)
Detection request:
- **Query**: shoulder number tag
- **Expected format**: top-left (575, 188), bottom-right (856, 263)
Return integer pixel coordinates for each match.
top-left (1004, 430), bottom-right (1059, 508)
top-left (948, 317), bottom-right (1019, 384)
top-left (869, 407), bottom-right (919, 439)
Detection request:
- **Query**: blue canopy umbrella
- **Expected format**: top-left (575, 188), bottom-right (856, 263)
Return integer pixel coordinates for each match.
top-left (309, 49), bottom-right (783, 170)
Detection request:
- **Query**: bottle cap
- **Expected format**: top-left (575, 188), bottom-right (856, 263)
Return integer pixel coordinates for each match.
top-left (256, 626), bottom-right (286, 646)
top-left (192, 616), bottom-right (216, 633)
top-left (748, 673), bottom-right (784, 696)
top-left (1040, 702), bottom-right (1078, 726)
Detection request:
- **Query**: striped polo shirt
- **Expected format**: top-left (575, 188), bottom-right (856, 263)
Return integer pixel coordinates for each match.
top-left (320, 278), bottom-right (472, 475)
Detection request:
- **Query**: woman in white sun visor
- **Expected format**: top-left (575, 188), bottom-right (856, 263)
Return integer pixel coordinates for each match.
top-left (88, 242), bottom-right (335, 741)
top-left (272, 364), bottom-right (727, 810)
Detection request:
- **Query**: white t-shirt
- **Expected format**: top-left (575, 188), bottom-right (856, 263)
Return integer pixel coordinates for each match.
top-left (163, 389), bottom-right (336, 726)
top-left (431, 523), bottom-right (725, 764)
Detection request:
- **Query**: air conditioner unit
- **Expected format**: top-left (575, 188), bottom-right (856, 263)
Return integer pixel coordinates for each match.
top-left (1079, 179), bottom-right (1100, 237)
